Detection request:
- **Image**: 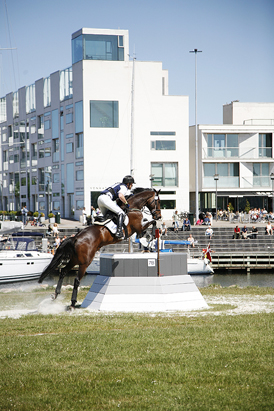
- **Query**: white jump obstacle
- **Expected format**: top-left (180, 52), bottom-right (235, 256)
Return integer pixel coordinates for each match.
top-left (81, 253), bottom-right (208, 312)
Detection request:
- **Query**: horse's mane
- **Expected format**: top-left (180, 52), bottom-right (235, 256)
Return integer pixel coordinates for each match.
top-left (132, 187), bottom-right (153, 195)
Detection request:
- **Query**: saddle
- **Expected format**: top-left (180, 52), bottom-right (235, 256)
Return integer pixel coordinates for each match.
top-left (94, 212), bottom-right (129, 238)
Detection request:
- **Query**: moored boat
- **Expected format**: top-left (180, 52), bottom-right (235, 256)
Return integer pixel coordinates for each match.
top-left (0, 237), bottom-right (53, 283)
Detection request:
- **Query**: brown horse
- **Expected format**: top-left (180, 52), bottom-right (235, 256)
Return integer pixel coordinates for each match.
top-left (38, 188), bottom-right (161, 307)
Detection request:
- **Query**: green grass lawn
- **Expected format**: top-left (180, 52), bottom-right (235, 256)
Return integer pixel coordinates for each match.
top-left (0, 287), bottom-right (273, 410)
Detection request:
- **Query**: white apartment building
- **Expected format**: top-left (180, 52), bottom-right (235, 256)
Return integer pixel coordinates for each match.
top-left (189, 101), bottom-right (274, 214)
top-left (0, 28), bottom-right (189, 220)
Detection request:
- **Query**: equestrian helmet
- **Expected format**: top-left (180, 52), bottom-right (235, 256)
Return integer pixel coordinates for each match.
top-left (122, 175), bottom-right (135, 185)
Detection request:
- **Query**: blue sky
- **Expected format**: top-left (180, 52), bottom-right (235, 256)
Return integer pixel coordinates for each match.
top-left (0, 0), bottom-right (273, 125)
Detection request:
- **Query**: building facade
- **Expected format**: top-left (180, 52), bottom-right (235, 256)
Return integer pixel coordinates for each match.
top-left (189, 102), bottom-right (274, 214)
top-left (0, 28), bottom-right (189, 220)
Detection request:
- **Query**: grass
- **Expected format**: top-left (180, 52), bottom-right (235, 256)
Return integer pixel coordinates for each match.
top-left (0, 287), bottom-right (274, 410)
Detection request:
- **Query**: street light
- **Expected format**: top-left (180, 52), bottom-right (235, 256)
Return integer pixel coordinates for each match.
top-left (214, 174), bottom-right (219, 220)
top-left (149, 174), bottom-right (155, 188)
top-left (189, 48), bottom-right (202, 224)
top-left (270, 173), bottom-right (274, 211)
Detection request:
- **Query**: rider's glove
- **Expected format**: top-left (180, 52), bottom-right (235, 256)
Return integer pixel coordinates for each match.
top-left (125, 203), bottom-right (130, 208)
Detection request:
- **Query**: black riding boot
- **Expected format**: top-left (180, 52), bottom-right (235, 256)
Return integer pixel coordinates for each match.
top-left (116, 214), bottom-right (124, 239)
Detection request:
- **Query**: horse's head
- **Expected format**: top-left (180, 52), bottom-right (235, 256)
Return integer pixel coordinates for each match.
top-left (146, 189), bottom-right (161, 220)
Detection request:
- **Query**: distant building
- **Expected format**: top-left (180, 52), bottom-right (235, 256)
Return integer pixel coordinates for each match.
top-left (0, 28), bottom-right (189, 220)
top-left (189, 101), bottom-right (274, 213)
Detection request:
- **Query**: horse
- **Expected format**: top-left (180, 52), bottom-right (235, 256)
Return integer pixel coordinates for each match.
top-left (38, 188), bottom-right (161, 307)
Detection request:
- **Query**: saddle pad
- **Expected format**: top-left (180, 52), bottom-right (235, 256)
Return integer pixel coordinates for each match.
top-left (94, 216), bottom-right (129, 235)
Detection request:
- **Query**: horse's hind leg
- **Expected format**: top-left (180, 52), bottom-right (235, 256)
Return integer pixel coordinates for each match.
top-left (71, 265), bottom-right (87, 308)
top-left (54, 261), bottom-right (75, 300)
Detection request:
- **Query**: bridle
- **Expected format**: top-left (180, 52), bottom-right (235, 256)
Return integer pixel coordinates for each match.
top-left (146, 194), bottom-right (161, 219)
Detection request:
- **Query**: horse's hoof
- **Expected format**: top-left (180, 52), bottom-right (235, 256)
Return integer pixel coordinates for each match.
top-left (50, 293), bottom-right (57, 301)
top-left (66, 305), bottom-right (75, 311)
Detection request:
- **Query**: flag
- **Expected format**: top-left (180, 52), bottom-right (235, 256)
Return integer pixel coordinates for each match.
top-left (203, 243), bottom-right (212, 262)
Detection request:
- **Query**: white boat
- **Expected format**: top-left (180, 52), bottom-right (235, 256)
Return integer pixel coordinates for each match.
top-left (0, 221), bottom-right (24, 235)
top-left (0, 236), bottom-right (53, 283)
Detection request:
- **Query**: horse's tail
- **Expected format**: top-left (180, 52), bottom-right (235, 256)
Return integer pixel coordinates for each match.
top-left (38, 237), bottom-right (75, 283)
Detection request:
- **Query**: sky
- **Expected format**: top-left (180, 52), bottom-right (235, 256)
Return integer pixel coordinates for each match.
top-left (0, 0), bottom-right (273, 126)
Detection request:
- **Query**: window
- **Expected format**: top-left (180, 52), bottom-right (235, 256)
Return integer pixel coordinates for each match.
top-left (203, 163), bottom-right (239, 188)
top-left (76, 133), bottom-right (83, 158)
top-left (60, 67), bottom-right (73, 101)
top-left (76, 200), bottom-right (84, 210)
top-left (66, 163), bottom-right (74, 193)
top-left (90, 101), bottom-right (118, 128)
top-left (52, 109), bottom-right (59, 138)
top-left (259, 133), bottom-right (272, 158)
top-left (53, 139), bottom-right (59, 162)
top-left (44, 120), bottom-right (51, 130)
top-left (253, 163), bottom-right (269, 187)
top-left (53, 173), bottom-right (59, 183)
top-left (150, 131), bottom-right (176, 136)
top-left (13, 91), bottom-right (19, 118)
top-left (0, 97), bottom-right (6, 123)
top-left (43, 77), bottom-right (51, 107)
top-left (66, 142), bottom-right (74, 153)
top-left (151, 140), bottom-right (176, 150)
top-left (75, 101), bottom-right (83, 133)
top-left (72, 34), bottom-right (124, 64)
top-left (53, 201), bottom-right (60, 211)
top-left (76, 170), bottom-right (83, 181)
top-left (26, 84), bottom-right (36, 113)
top-left (207, 134), bottom-right (238, 158)
top-left (151, 163), bottom-right (178, 187)
top-left (66, 113), bottom-right (73, 124)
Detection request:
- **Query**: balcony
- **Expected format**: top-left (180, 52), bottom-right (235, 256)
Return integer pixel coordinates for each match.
top-left (204, 146), bottom-right (272, 159)
top-left (203, 176), bottom-right (239, 188)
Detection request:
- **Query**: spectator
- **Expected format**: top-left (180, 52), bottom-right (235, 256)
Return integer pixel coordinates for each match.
top-left (21, 205), bottom-right (28, 225)
top-left (54, 234), bottom-right (61, 248)
top-left (265, 222), bottom-right (273, 235)
top-left (241, 225), bottom-right (248, 239)
top-left (172, 210), bottom-right (179, 233)
top-left (233, 225), bottom-right (240, 239)
top-left (90, 206), bottom-right (96, 224)
top-left (203, 215), bottom-right (210, 225)
top-left (205, 226), bottom-right (213, 240)
top-left (187, 234), bottom-right (195, 248)
top-left (82, 207), bottom-right (87, 225)
top-left (196, 218), bottom-right (203, 225)
top-left (161, 222), bottom-right (167, 236)
top-left (52, 223), bottom-right (59, 237)
top-left (183, 217), bottom-right (191, 231)
top-left (251, 226), bottom-right (258, 239)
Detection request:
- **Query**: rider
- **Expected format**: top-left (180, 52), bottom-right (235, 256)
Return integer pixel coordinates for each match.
top-left (97, 175), bottom-right (135, 238)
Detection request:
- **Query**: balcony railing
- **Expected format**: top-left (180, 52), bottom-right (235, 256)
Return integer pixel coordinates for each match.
top-left (204, 146), bottom-right (272, 159)
top-left (203, 176), bottom-right (239, 188)
top-left (204, 176), bottom-right (272, 189)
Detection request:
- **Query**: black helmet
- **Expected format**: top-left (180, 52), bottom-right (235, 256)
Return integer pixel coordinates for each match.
top-left (122, 175), bottom-right (135, 185)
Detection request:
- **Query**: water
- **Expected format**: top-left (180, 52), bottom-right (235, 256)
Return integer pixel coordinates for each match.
top-left (0, 272), bottom-right (274, 292)
top-left (191, 272), bottom-right (274, 288)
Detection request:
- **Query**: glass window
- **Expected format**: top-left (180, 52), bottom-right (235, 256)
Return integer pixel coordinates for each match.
top-left (72, 34), bottom-right (124, 63)
top-left (76, 200), bottom-right (84, 210)
top-left (76, 170), bottom-right (83, 181)
top-left (75, 101), bottom-right (83, 133)
top-left (0, 97), bottom-right (6, 123)
top-left (66, 163), bottom-right (74, 193)
top-left (90, 101), bottom-right (118, 128)
top-left (76, 133), bottom-right (83, 158)
top-left (52, 109), bottom-right (59, 138)
top-left (66, 113), bottom-right (73, 124)
top-left (13, 91), bottom-right (19, 118)
top-left (204, 163), bottom-right (215, 177)
top-left (207, 134), bottom-right (238, 158)
top-left (150, 131), bottom-right (176, 136)
top-left (44, 120), bottom-right (51, 130)
top-left (60, 67), bottom-right (73, 101)
top-left (151, 140), bottom-right (176, 150)
top-left (253, 163), bottom-right (269, 186)
top-left (151, 163), bottom-right (178, 187)
top-left (72, 34), bottom-right (83, 64)
top-left (53, 173), bottom-right (59, 183)
top-left (53, 201), bottom-right (60, 211)
top-left (43, 77), bottom-right (51, 107)
top-left (66, 142), bottom-right (74, 153)
top-left (26, 84), bottom-right (36, 113)
top-left (259, 133), bottom-right (272, 157)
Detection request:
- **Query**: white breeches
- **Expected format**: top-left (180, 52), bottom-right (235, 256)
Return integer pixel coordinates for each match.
top-left (98, 194), bottom-right (124, 216)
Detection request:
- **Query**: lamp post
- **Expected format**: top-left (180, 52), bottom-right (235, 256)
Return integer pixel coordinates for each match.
top-left (189, 48), bottom-right (202, 224)
top-left (270, 173), bottom-right (274, 212)
top-left (214, 174), bottom-right (219, 220)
